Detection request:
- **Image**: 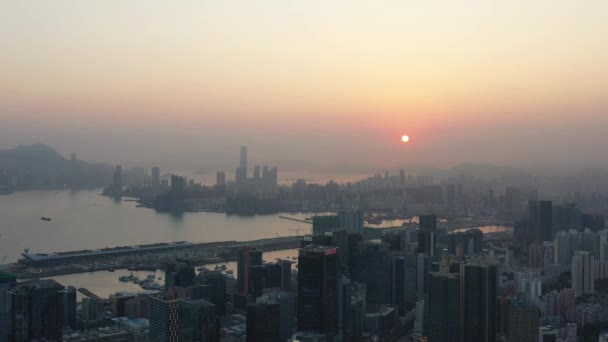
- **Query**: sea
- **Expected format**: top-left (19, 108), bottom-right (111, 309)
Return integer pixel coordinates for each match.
top-left (0, 189), bottom-right (511, 297)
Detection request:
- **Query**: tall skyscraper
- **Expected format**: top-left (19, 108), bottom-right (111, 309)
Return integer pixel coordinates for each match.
top-left (178, 299), bottom-right (217, 342)
top-left (237, 247), bottom-right (263, 295)
top-left (418, 214), bottom-right (437, 256)
top-left (460, 263), bottom-right (498, 342)
top-left (297, 245), bottom-right (339, 337)
top-left (572, 250), bottom-right (595, 297)
top-left (151, 166), bottom-right (160, 189)
top-left (404, 253), bottom-right (418, 310)
top-left (427, 272), bottom-right (460, 342)
top-left (62, 286), bottom-right (77, 330)
top-left (353, 241), bottom-right (391, 305)
top-left (240, 146), bottom-right (248, 178)
top-left (246, 302), bottom-right (281, 342)
top-left (529, 200), bottom-right (553, 242)
top-left (7, 279), bottom-right (65, 341)
top-left (253, 165), bottom-right (261, 180)
top-left (149, 296), bottom-right (179, 342)
top-left (507, 301), bottom-right (539, 342)
top-left (216, 172), bottom-right (226, 187)
top-left (113, 164), bottom-right (123, 197)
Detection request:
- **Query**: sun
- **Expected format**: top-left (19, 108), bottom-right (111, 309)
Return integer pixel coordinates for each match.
top-left (401, 135), bottom-right (410, 143)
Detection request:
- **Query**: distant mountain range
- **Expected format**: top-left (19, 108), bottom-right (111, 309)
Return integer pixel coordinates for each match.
top-left (0, 143), bottom-right (114, 190)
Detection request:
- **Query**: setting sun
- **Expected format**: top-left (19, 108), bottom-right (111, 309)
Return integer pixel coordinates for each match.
top-left (401, 135), bottom-right (410, 143)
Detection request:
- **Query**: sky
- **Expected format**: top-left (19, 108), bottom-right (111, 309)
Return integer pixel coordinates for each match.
top-left (1, 0), bottom-right (607, 171)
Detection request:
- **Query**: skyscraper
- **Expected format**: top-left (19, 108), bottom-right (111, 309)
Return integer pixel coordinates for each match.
top-left (507, 301), bottom-right (539, 342)
top-left (253, 165), bottom-right (260, 180)
top-left (149, 296), bottom-right (179, 342)
top-left (353, 241), bottom-right (391, 305)
top-left (460, 263), bottom-right (498, 342)
top-left (246, 302), bottom-right (281, 342)
top-left (240, 146), bottom-right (248, 179)
top-left (237, 246), bottom-right (263, 295)
top-left (529, 200), bottom-right (553, 242)
top-left (178, 299), bottom-right (218, 342)
top-left (572, 250), bottom-right (595, 297)
top-left (151, 166), bottom-right (160, 189)
top-left (297, 245), bottom-right (339, 336)
top-left (216, 172), bottom-right (226, 187)
top-left (427, 272), bottom-right (460, 342)
top-left (418, 214), bottom-right (437, 256)
top-left (7, 279), bottom-right (65, 341)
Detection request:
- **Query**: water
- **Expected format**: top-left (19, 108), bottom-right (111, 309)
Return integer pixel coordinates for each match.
top-left (46, 249), bottom-right (298, 300)
top-left (0, 190), bottom-right (312, 263)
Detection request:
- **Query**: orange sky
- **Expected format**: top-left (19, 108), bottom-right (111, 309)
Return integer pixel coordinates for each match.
top-left (1, 1), bottom-right (607, 169)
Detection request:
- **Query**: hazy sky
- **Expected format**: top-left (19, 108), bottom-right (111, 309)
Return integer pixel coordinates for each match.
top-left (1, 1), bottom-right (607, 170)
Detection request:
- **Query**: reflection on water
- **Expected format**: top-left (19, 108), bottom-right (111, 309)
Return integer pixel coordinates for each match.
top-left (451, 225), bottom-right (513, 234)
top-left (46, 249), bottom-right (299, 299)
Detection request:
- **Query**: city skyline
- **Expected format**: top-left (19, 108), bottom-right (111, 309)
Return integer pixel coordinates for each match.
top-left (1, 1), bottom-right (608, 169)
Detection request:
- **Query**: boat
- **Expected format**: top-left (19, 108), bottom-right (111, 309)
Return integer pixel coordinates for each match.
top-left (108, 269), bottom-right (115, 272)
top-left (41, 217), bottom-right (51, 221)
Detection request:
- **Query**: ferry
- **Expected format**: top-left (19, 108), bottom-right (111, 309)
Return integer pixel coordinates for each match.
top-left (41, 217), bottom-right (51, 221)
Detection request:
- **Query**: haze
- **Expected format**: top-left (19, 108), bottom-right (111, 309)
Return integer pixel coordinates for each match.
top-left (1, 0), bottom-right (607, 171)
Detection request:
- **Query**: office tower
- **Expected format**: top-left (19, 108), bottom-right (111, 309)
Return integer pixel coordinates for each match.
top-left (461, 263), bottom-right (498, 342)
top-left (313, 215), bottom-right (341, 236)
top-left (338, 211), bottom-right (364, 235)
top-left (0, 272), bottom-right (16, 340)
top-left (62, 286), bottom-right (77, 329)
top-left (216, 172), bottom-right (226, 187)
top-left (413, 299), bottom-right (425, 338)
top-left (554, 230), bottom-right (571, 265)
top-left (390, 255), bottom-right (406, 315)
top-left (572, 250), bottom-right (595, 297)
top-left (507, 301), bottom-right (539, 342)
top-left (446, 184), bottom-right (456, 208)
top-left (149, 296), bottom-right (179, 342)
top-left (253, 165), bottom-right (260, 180)
top-left (7, 279), bottom-right (65, 341)
top-left (240, 146), bottom-right (248, 178)
top-left (529, 200), bottom-right (553, 242)
top-left (417, 253), bottom-right (432, 297)
top-left (178, 299), bottom-right (218, 342)
top-left (113, 164), bottom-right (123, 196)
top-left (354, 241), bottom-right (391, 305)
top-left (427, 272), bottom-right (460, 342)
top-left (298, 245), bottom-right (339, 336)
top-left (246, 302), bottom-right (281, 341)
top-left (255, 291), bottom-right (294, 341)
top-left (581, 228), bottom-right (594, 252)
top-left (347, 233), bottom-right (364, 276)
top-left (151, 166), bottom-right (160, 188)
top-left (418, 214), bottom-right (437, 256)
top-left (250, 260), bottom-right (292, 299)
top-left (198, 269), bottom-right (227, 316)
top-left (237, 247), bottom-right (263, 295)
top-left (165, 261), bottom-right (195, 290)
top-left (404, 253), bottom-right (418, 310)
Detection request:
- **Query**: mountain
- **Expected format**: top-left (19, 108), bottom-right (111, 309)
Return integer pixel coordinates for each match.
top-left (0, 143), bottom-right (113, 189)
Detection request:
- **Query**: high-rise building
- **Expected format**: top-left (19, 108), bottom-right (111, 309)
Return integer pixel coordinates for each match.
top-left (572, 250), bottom-right (595, 297)
top-left (240, 146), bottom-right (248, 179)
top-left (254, 291), bottom-right (294, 341)
top-left (529, 200), bottom-right (553, 242)
top-left (149, 296), bottom-right (179, 342)
top-left (198, 269), bottom-right (227, 316)
top-left (338, 211), bottom-right (364, 235)
top-left (506, 301), bottom-right (539, 342)
top-left (427, 272), bottom-right (460, 342)
top-left (253, 165), bottom-right (261, 180)
top-left (460, 263), bottom-right (498, 342)
top-left (216, 172), bottom-right (226, 187)
top-left (151, 167), bottom-right (160, 189)
top-left (353, 241), bottom-right (391, 305)
top-left (247, 302), bottom-right (281, 341)
top-left (7, 279), bottom-right (65, 341)
top-left (237, 247), bottom-right (263, 295)
top-left (404, 253), bottom-right (418, 310)
top-left (298, 245), bottom-right (339, 336)
top-left (446, 184), bottom-right (456, 208)
top-left (418, 214), bottom-right (437, 256)
top-left (165, 261), bottom-right (195, 290)
top-left (400, 169), bottom-right (406, 186)
top-left (113, 164), bottom-right (123, 197)
top-left (250, 260), bottom-right (292, 299)
top-left (62, 286), bottom-right (77, 329)
top-left (178, 298), bottom-right (218, 342)
top-left (0, 272), bottom-right (17, 340)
